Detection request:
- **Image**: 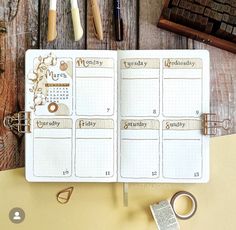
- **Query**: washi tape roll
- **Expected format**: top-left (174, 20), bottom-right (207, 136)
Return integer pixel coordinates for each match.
top-left (170, 191), bottom-right (197, 220)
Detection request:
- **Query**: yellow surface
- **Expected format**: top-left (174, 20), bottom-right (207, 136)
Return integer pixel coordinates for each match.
top-left (0, 135), bottom-right (236, 230)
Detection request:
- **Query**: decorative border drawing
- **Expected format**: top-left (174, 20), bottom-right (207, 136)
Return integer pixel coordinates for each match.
top-left (27, 53), bottom-right (57, 111)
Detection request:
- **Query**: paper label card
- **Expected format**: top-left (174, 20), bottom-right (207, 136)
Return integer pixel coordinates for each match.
top-left (33, 119), bottom-right (72, 177)
top-left (120, 58), bottom-right (160, 117)
top-left (27, 53), bottom-right (73, 116)
top-left (150, 201), bottom-right (180, 230)
top-left (75, 119), bottom-right (114, 178)
top-left (162, 120), bottom-right (202, 179)
top-left (120, 120), bottom-right (160, 178)
top-left (75, 57), bottom-right (115, 116)
top-left (163, 59), bottom-right (202, 117)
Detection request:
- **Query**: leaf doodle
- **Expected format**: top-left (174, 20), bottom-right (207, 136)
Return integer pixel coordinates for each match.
top-left (27, 53), bottom-right (57, 111)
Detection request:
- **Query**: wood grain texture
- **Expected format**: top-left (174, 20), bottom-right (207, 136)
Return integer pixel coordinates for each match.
top-left (0, 0), bottom-right (235, 171)
top-left (39, 0), bottom-right (86, 49)
top-left (139, 0), bottom-right (236, 135)
top-left (139, 0), bottom-right (188, 49)
top-left (86, 0), bottom-right (138, 49)
top-left (193, 41), bottom-right (236, 135)
top-left (0, 0), bottom-right (39, 170)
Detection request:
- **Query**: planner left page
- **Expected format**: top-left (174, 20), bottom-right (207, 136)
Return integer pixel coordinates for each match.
top-left (25, 50), bottom-right (117, 182)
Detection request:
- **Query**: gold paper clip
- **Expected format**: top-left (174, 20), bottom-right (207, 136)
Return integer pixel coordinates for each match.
top-left (57, 187), bottom-right (74, 204)
top-left (3, 111), bottom-right (31, 136)
top-left (202, 113), bottom-right (232, 135)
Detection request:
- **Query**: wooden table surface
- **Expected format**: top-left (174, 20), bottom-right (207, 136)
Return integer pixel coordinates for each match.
top-left (0, 0), bottom-right (235, 171)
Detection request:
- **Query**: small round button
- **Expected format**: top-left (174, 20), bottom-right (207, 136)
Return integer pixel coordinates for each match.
top-left (9, 207), bottom-right (25, 224)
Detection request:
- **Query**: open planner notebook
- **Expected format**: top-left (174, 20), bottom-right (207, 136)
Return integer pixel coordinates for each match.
top-left (25, 49), bottom-right (210, 183)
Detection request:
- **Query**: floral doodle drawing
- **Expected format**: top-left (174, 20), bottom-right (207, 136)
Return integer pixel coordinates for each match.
top-left (28, 53), bottom-right (57, 112)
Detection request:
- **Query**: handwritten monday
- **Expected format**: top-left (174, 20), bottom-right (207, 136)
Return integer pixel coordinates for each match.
top-left (76, 56), bottom-right (117, 68)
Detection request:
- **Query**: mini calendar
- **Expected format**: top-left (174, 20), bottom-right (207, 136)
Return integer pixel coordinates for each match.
top-left (27, 54), bottom-right (73, 116)
top-left (47, 85), bottom-right (69, 104)
top-left (25, 49), bottom-right (210, 183)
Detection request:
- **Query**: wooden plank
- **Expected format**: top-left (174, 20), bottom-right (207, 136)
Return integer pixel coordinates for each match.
top-left (0, 0), bottom-right (234, 174)
top-left (193, 41), bottom-right (236, 135)
top-left (139, 0), bottom-right (188, 49)
top-left (86, 0), bottom-right (138, 49)
top-left (0, 0), bottom-right (39, 171)
top-left (158, 18), bottom-right (236, 53)
top-left (39, 0), bottom-right (86, 49)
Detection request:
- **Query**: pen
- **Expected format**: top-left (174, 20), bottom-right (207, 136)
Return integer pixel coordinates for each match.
top-left (47, 0), bottom-right (57, 42)
top-left (90, 0), bottom-right (103, 40)
top-left (71, 0), bottom-right (84, 41)
top-left (114, 0), bottom-right (123, 41)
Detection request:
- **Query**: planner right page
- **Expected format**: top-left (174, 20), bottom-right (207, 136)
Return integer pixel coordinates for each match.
top-left (118, 50), bottom-right (210, 183)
